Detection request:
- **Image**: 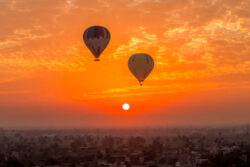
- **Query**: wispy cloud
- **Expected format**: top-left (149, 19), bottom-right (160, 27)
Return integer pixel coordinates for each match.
top-left (0, 0), bottom-right (249, 99)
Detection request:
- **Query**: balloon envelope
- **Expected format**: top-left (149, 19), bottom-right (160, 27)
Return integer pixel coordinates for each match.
top-left (128, 53), bottom-right (154, 85)
top-left (83, 26), bottom-right (110, 61)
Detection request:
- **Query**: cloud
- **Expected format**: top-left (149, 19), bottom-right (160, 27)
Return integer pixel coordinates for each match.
top-left (0, 0), bottom-right (249, 98)
top-left (0, 40), bottom-right (22, 49)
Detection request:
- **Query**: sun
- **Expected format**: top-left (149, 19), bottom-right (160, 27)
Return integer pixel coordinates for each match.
top-left (122, 103), bottom-right (130, 111)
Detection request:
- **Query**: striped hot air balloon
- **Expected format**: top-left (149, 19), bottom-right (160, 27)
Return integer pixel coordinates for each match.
top-left (128, 53), bottom-right (154, 86)
top-left (83, 26), bottom-right (110, 61)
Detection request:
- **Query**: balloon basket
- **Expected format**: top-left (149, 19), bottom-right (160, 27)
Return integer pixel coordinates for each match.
top-left (94, 58), bottom-right (100, 61)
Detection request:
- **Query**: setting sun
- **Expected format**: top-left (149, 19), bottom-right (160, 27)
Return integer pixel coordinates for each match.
top-left (122, 103), bottom-right (130, 111)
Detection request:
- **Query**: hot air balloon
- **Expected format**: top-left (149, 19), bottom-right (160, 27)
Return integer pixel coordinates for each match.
top-left (83, 26), bottom-right (110, 61)
top-left (128, 53), bottom-right (154, 86)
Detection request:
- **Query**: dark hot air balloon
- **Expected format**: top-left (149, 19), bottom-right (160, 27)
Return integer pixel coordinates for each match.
top-left (83, 26), bottom-right (110, 61)
top-left (128, 53), bottom-right (154, 86)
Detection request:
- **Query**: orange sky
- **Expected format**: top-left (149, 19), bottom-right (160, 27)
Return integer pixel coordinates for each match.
top-left (0, 0), bottom-right (250, 128)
